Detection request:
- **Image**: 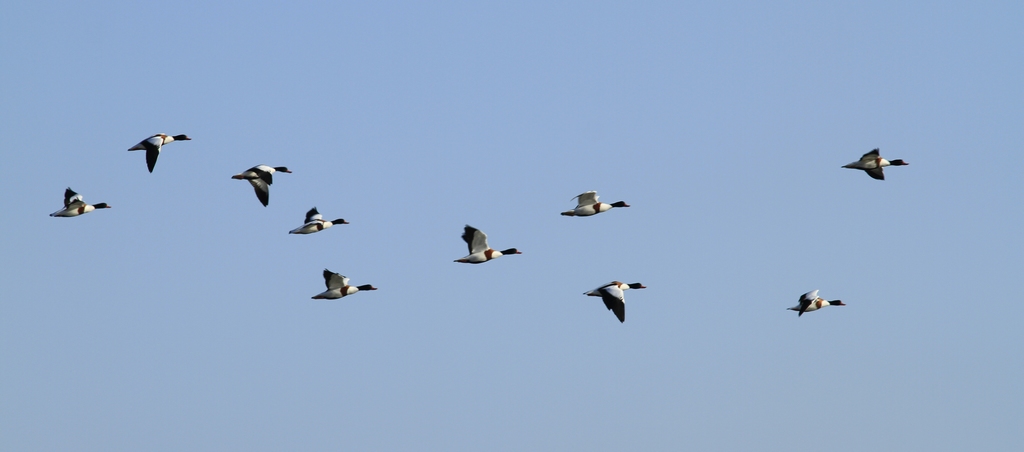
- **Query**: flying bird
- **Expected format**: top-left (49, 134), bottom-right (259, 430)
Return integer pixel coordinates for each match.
top-left (289, 207), bottom-right (348, 234)
top-left (50, 187), bottom-right (111, 217)
top-left (842, 148), bottom-right (908, 180)
top-left (127, 133), bottom-right (191, 173)
top-left (561, 191), bottom-right (630, 216)
top-left (231, 165), bottom-right (292, 206)
top-left (311, 269), bottom-right (377, 299)
top-left (585, 281), bottom-right (646, 323)
top-left (454, 225), bottom-right (521, 263)
top-left (788, 290), bottom-right (845, 317)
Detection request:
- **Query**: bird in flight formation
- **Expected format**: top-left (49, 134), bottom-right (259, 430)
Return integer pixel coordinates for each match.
top-left (127, 133), bottom-right (191, 173)
top-left (58, 135), bottom-right (883, 321)
top-left (289, 207), bottom-right (348, 234)
top-left (454, 225), bottom-right (521, 264)
top-left (311, 269), bottom-right (377, 299)
top-left (561, 191), bottom-right (630, 217)
top-left (585, 281), bottom-right (647, 323)
top-left (50, 187), bottom-right (111, 217)
top-left (231, 165), bottom-right (292, 207)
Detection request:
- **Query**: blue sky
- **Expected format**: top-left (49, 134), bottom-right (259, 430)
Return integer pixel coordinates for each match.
top-left (1, 1), bottom-right (1022, 450)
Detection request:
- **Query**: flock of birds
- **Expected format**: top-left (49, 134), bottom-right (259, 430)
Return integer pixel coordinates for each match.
top-left (49, 135), bottom-right (909, 323)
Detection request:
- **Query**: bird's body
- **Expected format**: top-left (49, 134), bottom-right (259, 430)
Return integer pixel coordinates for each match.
top-left (231, 165), bottom-right (291, 206)
top-left (842, 148), bottom-right (908, 180)
top-left (561, 191), bottom-right (629, 216)
top-left (788, 290), bottom-right (845, 316)
top-left (585, 281), bottom-right (646, 323)
top-left (454, 225), bottom-right (521, 263)
top-left (311, 269), bottom-right (377, 299)
top-left (127, 133), bottom-right (191, 173)
top-left (50, 187), bottom-right (111, 217)
top-left (289, 207), bottom-right (348, 234)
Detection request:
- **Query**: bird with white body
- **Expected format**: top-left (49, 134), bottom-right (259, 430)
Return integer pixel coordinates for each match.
top-left (289, 207), bottom-right (348, 234)
top-left (842, 148), bottom-right (908, 180)
top-left (454, 225), bottom-right (521, 264)
top-left (560, 191), bottom-right (630, 217)
top-left (127, 133), bottom-right (191, 173)
top-left (50, 187), bottom-right (111, 217)
top-left (231, 165), bottom-right (292, 207)
top-left (788, 290), bottom-right (845, 317)
top-left (311, 269), bottom-right (377, 299)
top-left (585, 281), bottom-right (646, 323)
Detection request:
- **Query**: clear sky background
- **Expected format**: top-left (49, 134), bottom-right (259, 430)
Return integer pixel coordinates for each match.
top-left (1, 1), bottom-right (1022, 450)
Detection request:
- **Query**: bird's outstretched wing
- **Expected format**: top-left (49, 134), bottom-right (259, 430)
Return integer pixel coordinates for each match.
top-left (249, 179), bottom-right (270, 206)
top-left (859, 148), bottom-right (880, 162)
top-left (600, 286), bottom-right (626, 323)
top-left (63, 187), bottom-right (83, 207)
top-left (462, 225), bottom-right (489, 254)
top-left (573, 191), bottom-right (599, 207)
top-left (323, 269), bottom-right (349, 290)
top-left (797, 290), bottom-right (818, 316)
top-left (304, 207), bottom-right (323, 224)
top-left (146, 147), bottom-right (161, 173)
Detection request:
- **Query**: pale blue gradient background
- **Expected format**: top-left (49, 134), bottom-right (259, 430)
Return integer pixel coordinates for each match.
top-left (2, 1), bottom-right (1022, 450)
